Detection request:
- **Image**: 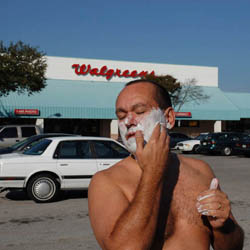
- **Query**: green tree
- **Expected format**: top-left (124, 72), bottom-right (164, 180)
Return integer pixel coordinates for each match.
top-left (142, 74), bottom-right (182, 104)
top-left (0, 41), bottom-right (47, 96)
top-left (142, 74), bottom-right (209, 111)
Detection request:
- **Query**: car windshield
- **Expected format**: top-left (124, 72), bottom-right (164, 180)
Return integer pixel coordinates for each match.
top-left (195, 134), bottom-right (208, 140)
top-left (23, 139), bottom-right (52, 155)
top-left (203, 134), bottom-right (219, 140)
top-left (10, 136), bottom-right (36, 150)
top-left (242, 134), bottom-right (250, 140)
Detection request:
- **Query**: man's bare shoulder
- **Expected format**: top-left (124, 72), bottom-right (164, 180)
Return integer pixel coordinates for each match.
top-left (170, 153), bottom-right (216, 198)
top-left (89, 156), bottom-right (135, 193)
top-left (178, 154), bottom-right (215, 180)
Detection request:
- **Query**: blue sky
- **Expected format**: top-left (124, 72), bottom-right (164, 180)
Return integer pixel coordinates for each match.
top-left (1, 0), bottom-right (250, 92)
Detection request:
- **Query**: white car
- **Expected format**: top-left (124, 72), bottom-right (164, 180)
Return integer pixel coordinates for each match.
top-left (0, 136), bottom-right (129, 203)
top-left (176, 133), bottom-right (208, 153)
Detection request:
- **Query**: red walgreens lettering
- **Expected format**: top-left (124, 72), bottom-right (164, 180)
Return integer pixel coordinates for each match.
top-left (99, 66), bottom-right (107, 76)
top-left (89, 68), bottom-right (99, 75)
top-left (122, 70), bottom-right (130, 77)
top-left (115, 69), bottom-right (121, 77)
top-left (130, 70), bottom-right (138, 77)
top-left (106, 69), bottom-right (114, 80)
top-left (71, 64), bottom-right (155, 80)
top-left (80, 64), bottom-right (91, 75)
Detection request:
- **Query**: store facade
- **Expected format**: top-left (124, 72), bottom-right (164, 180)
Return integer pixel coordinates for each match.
top-left (0, 56), bottom-right (249, 138)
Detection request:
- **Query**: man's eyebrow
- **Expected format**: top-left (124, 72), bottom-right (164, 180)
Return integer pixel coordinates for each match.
top-left (115, 108), bottom-right (126, 114)
top-left (116, 103), bottom-right (147, 114)
top-left (132, 103), bottom-right (147, 110)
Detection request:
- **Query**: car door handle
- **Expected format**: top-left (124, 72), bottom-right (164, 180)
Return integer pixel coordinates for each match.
top-left (99, 163), bottom-right (111, 166)
top-left (60, 164), bottom-right (69, 166)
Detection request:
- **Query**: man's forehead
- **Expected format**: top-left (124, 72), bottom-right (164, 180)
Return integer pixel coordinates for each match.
top-left (116, 82), bottom-right (158, 109)
top-left (118, 82), bottom-right (157, 99)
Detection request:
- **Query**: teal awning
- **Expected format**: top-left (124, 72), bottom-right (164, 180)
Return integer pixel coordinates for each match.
top-left (0, 81), bottom-right (244, 121)
top-left (177, 87), bottom-right (241, 120)
top-left (224, 92), bottom-right (250, 118)
top-left (0, 79), bottom-right (125, 119)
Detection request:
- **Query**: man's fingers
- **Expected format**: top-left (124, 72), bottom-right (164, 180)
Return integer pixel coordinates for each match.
top-left (135, 130), bottom-right (144, 152)
top-left (149, 122), bottom-right (161, 141)
top-left (210, 178), bottom-right (219, 190)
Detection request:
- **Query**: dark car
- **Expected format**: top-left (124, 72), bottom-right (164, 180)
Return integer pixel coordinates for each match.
top-left (0, 133), bottom-right (78, 155)
top-left (234, 134), bottom-right (250, 156)
top-left (169, 132), bottom-right (191, 149)
top-left (199, 132), bottom-right (247, 156)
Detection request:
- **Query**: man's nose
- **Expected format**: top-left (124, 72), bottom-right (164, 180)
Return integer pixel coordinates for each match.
top-left (125, 114), bottom-right (137, 128)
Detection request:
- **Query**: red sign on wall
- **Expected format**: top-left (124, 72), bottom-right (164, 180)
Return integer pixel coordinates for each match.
top-left (72, 64), bottom-right (155, 80)
top-left (15, 109), bottom-right (40, 116)
top-left (175, 112), bottom-right (192, 118)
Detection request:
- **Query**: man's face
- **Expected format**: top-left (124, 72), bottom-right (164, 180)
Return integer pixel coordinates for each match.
top-left (116, 82), bottom-right (168, 153)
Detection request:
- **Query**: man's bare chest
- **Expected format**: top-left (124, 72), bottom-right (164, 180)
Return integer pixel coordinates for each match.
top-left (119, 167), bottom-right (210, 236)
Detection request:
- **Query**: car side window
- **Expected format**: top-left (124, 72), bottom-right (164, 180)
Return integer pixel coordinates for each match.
top-left (57, 141), bottom-right (93, 159)
top-left (58, 141), bottom-right (78, 158)
top-left (21, 127), bottom-right (37, 137)
top-left (109, 141), bottom-right (130, 158)
top-left (231, 136), bottom-right (240, 141)
top-left (78, 141), bottom-right (93, 159)
top-left (180, 134), bottom-right (188, 138)
top-left (93, 141), bottom-right (129, 159)
top-left (218, 134), bottom-right (227, 140)
top-left (0, 127), bottom-right (18, 138)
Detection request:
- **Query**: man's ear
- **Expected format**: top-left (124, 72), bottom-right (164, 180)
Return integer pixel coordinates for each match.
top-left (164, 107), bottom-right (175, 130)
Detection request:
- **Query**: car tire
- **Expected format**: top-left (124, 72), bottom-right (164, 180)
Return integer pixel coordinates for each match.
top-left (222, 147), bottom-right (232, 156)
top-left (192, 145), bottom-right (200, 154)
top-left (27, 173), bottom-right (60, 203)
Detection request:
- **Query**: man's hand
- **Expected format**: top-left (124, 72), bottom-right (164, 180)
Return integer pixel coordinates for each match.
top-left (135, 123), bottom-right (170, 179)
top-left (196, 178), bottom-right (231, 229)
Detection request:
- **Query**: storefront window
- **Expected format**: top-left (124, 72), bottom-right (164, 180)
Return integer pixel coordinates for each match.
top-left (174, 120), bottom-right (200, 128)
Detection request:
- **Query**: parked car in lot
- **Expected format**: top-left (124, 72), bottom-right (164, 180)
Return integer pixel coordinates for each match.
top-left (0, 136), bottom-right (130, 203)
top-left (0, 133), bottom-right (77, 155)
top-left (0, 125), bottom-right (41, 148)
top-left (176, 133), bottom-right (208, 153)
top-left (169, 132), bottom-right (191, 149)
top-left (234, 134), bottom-right (250, 156)
top-left (199, 132), bottom-right (248, 156)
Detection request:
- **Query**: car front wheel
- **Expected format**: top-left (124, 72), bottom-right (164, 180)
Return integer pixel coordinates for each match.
top-left (222, 147), bottom-right (232, 156)
top-left (192, 145), bottom-right (200, 154)
top-left (27, 173), bottom-right (60, 203)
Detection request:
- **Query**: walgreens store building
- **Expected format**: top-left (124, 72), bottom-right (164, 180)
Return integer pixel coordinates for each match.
top-left (0, 56), bottom-right (247, 139)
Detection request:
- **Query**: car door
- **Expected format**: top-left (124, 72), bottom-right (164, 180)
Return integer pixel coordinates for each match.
top-left (91, 140), bottom-right (130, 171)
top-left (55, 140), bottom-right (98, 189)
top-left (0, 127), bottom-right (19, 148)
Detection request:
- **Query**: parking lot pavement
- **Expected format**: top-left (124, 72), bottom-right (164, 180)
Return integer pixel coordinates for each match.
top-left (0, 154), bottom-right (249, 250)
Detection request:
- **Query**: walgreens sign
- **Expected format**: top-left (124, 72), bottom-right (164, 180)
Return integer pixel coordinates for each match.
top-left (72, 64), bottom-right (155, 80)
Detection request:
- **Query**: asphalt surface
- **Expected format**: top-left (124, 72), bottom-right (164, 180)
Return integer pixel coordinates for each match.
top-left (0, 153), bottom-right (249, 250)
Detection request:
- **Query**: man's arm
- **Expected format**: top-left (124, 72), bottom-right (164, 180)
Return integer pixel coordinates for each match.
top-left (88, 124), bottom-right (170, 250)
top-left (211, 213), bottom-right (244, 250)
top-left (197, 176), bottom-right (244, 250)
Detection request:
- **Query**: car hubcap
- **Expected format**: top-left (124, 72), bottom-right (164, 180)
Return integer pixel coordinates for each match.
top-left (33, 178), bottom-right (55, 200)
top-left (225, 148), bottom-right (231, 155)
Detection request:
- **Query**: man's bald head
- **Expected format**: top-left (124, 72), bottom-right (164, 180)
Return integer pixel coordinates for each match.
top-left (125, 79), bottom-right (172, 110)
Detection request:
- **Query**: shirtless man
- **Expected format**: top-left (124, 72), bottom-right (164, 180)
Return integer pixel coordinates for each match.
top-left (88, 80), bottom-right (244, 250)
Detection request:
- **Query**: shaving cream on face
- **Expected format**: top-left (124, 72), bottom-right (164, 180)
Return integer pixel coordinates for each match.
top-left (118, 108), bottom-right (168, 153)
